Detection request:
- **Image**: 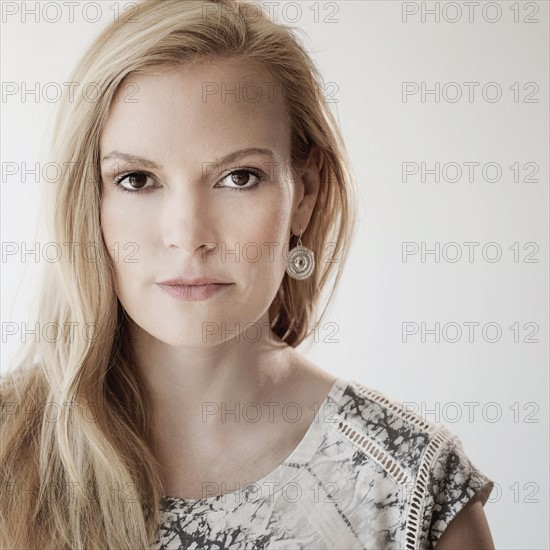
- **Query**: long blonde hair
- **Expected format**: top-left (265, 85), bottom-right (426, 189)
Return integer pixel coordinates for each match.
top-left (0, 0), bottom-right (358, 547)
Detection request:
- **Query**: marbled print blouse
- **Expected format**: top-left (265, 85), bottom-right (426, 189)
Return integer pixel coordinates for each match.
top-left (152, 377), bottom-right (494, 549)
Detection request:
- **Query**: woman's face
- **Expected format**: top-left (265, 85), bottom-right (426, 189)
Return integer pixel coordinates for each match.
top-left (99, 59), bottom-right (314, 347)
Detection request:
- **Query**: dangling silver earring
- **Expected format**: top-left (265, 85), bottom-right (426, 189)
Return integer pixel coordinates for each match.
top-left (286, 228), bottom-right (315, 280)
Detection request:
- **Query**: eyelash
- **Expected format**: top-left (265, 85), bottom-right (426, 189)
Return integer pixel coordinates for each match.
top-left (112, 168), bottom-right (267, 194)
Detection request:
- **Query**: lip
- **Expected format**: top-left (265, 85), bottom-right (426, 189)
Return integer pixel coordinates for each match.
top-left (157, 277), bottom-right (231, 286)
top-left (156, 282), bottom-right (234, 302)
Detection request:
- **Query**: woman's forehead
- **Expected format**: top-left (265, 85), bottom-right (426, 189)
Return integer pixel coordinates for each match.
top-left (100, 62), bottom-right (291, 164)
top-left (113, 59), bottom-right (285, 108)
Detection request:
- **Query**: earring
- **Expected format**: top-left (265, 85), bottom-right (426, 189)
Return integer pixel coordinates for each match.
top-left (286, 228), bottom-right (315, 280)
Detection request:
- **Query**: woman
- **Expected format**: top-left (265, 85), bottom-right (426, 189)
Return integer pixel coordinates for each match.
top-left (0, 0), bottom-right (495, 548)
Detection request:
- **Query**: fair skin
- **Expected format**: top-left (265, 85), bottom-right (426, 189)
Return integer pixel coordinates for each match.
top-left (99, 58), bottom-right (493, 544)
top-left (99, 58), bottom-right (335, 498)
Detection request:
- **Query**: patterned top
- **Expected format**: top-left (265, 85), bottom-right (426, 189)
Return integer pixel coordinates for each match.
top-left (152, 377), bottom-right (494, 549)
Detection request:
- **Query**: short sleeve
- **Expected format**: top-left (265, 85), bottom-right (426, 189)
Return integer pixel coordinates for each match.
top-left (423, 432), bottom-right (494, 549)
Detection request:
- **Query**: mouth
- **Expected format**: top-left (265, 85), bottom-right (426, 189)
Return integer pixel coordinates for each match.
top-left (157, 277), bottom-right (231, 286)
top-left (155, 282), bottom-right (234, 302)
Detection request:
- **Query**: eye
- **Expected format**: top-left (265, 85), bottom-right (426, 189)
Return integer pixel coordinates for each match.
top-left (110, 167), bottom-right (267, 194)
top-left (113, 171), bottom-right (155, 194)
top-left (218, 168), bottom-right (267, 192)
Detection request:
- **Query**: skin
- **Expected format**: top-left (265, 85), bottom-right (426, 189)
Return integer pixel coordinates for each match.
top-left (99, 58), bottom-right (335, 498)
top-left (435, 494), bottom-right (495, 549)
top-left (99, 57), bottom-right (494, 543)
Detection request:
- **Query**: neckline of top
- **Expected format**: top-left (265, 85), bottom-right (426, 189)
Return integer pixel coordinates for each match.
top-left (160, 376), bottom-right (350, 511)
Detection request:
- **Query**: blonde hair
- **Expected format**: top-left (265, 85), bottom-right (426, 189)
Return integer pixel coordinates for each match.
top-left (0, 0), bottom-right (358, 547)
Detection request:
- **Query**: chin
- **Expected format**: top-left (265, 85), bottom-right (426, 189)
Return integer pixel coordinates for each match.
top-left (136, 319), bottom-right (241, 348)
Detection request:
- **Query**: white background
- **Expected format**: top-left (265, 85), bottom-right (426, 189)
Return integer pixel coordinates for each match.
top-left (1, 1), bottom-right (548, 547)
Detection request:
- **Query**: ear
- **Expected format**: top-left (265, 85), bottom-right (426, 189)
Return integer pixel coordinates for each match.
top-left (290, 146), bottom-right (322, 236)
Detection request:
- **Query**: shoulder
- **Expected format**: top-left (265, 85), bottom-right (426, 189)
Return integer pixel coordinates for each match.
top-left (334, 379), bottom-right (449, 480)
top-left (329, 379), bottom-right (495, 549)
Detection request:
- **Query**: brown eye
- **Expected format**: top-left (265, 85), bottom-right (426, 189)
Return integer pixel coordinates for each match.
top-left (230, 171), bottom-right (251, 187)
top-left (125, 173), bottom-right (149, 189)
top-left (219, 169), bottom-right (265, 192)
top-left (114, 171), bottom-right (154, 193)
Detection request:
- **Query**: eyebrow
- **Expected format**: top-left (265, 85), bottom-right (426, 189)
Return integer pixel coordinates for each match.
top-left (100, 148), bottom-right (275, 170)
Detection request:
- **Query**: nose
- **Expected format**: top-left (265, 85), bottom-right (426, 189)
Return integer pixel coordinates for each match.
top-left (159, 183), bottom-right (216, 254)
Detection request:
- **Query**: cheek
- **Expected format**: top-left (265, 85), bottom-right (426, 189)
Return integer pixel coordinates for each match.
top-left (101, 199), bottom-right (127, 255)
top-left (101, 190), bottom-right (147, 233)
top-left (260, 183), bottom-right (293, 235)
top-left (99, 196), bottom-right (147, 279)
top-left (236, 200), bottom-right (291, 281)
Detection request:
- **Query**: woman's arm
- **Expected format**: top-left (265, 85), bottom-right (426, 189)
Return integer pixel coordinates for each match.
top-left (435, 494), bottom-right (495, 550)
